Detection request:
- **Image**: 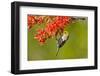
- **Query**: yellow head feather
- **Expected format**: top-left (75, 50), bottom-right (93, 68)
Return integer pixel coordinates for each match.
top-left (63, 31), bottom-right (69, 36)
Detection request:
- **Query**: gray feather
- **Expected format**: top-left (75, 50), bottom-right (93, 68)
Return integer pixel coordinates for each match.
top-left (56, 35), bottom-right (69, 56)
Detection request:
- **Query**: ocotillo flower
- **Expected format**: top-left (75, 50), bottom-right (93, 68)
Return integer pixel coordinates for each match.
top-left (28, 15), bottom-right (36, 29)
top-left (34, 16), bottom-right (71, 44)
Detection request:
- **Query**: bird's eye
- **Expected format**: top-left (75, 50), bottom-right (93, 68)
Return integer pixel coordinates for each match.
top-left (65, 32), bottom-right (67, 34)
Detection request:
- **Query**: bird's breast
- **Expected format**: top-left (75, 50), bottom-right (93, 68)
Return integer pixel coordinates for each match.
top-left (62, 35), bottom-right (67, 41)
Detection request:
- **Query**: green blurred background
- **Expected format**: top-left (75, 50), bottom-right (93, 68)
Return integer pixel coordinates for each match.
top-left (28, 17), bottom-right (88, 61)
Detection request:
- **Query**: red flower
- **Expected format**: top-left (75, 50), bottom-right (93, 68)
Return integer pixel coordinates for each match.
top-left (34, 16), bottom-right (71, 45)
top-left (28, 15), bottom-right (35, 29)
top-left (36, 16), bottom-right (44, 24)
top-left (45, 16), bottom-right (71, 36)
top-left (34, 29), bottom-right (48, 44)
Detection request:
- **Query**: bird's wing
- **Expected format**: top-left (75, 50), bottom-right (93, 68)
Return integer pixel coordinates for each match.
top-left (58, 35), bottom-right (69, 48)
top-left (58, 37), bottom-right (66, 48)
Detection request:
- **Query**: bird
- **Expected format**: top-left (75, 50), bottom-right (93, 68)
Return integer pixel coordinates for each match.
top-left (56, 31), bottom-right (69, 56)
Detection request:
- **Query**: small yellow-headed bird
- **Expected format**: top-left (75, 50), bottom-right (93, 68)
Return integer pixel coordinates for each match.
top-left (56, 31), bottom-right (69, 56)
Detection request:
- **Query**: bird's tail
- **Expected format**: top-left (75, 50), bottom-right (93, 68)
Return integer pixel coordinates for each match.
top-left (56, 48), bottom-right (60, 56)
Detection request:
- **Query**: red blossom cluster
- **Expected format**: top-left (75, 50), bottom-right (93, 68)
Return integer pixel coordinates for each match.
top-left (28, 15), bottom-right (44, 29)
top-left (36, 16), bottom-right (44, 24)
top-left (28, 15), bottom-right (35, 29)
top-left (34, 16), bottom-right (71, 45)
top-left (34, 29), bottom-right (48, 44)
top-left (45, 16), bottom-right (71, 36)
